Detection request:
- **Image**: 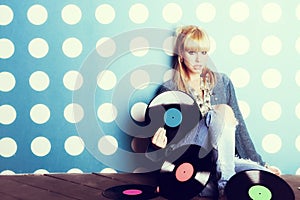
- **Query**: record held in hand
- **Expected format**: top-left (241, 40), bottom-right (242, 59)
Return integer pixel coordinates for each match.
top-left (102, 184), bottom-right (158, 200)
top-left (224, 169), bottom-right (295, 200)
top-left (145, 90), bottom-right (202, 145)
top-left (159, 145), bottom-right (213, 200)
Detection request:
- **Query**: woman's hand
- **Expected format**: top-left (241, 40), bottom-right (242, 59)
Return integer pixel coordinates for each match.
top-left (267, 165), bottom-right (282, 176)
top-left (151, 127), bottom-right (167, 148)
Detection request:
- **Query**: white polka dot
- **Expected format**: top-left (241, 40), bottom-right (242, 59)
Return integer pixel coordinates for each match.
top-left (262, 3), bottom-right (282, 23)
top-left (97, 103), bottom-right (117, 123)
top-left (163, 36), bottom-right (176, 56)
top-left (262, 134), bottom-right (282, 153)
top-left (0, 5), bottom-right (14, 25)
top-left (129, 37), bottom-right (149, 57)
top-left (28, 38), bottom-right (49, 58)
top-left (96, 37), bottom-right (116, 57)
top-left (230, 67), bottom-right (250, 88)
top-left (100, 168), bottom-right (117, 173)
top-left (295, 103), bottom-right (300, 119)
top-left (238, 100), bottom-right (250, 119)
top-left (67, 168), bottom-right (83, 173)
top-left (95, 4), bottom-right (115, 24)
top-left (129, 3), bottom-right (149, 24)
top-left (262, 35), bottom-right (282, 56)
top-left (0, 38), bottom-right (14, 59)
top-left (296, 70), bottom-right (300, 87)
top-left (34, 169), bottom-right (49, 174)
top-left (0, 71), bottom-right (16, 92)
top-left (30, 104), bottom-right (51, 124)
top-left (63, 70), bottom-right (83, 91)
top-left (62, 37), bottom-right (83, 58)
top-left (130, 102), bottom-right (148, 122)
top-left (0, 104), bottom-right (17, 125)
top-left (162, 3), bottom-right (182, 23)
top-left (64, 103), bottom-right (84, 123)
top-left (296, 4), bottom-right (300, 20)
top-left (98, 135), bottom-right (118, 156)
top-left (296, 168), bottom-right (300, 175)
top-left (64, 136), bottom-right (85, 156)
top-left (261, 101), bottom-right (281, 121)
top-left (97, 70), bottom-right (117, 90)
top-left (61, 4), bottom-right (82, 25)
top-left (230, 2), bottom-right (249, 22)
top-left (29, 71), bottom-right (50, 91)
top-left (1, 170), bottom-right (15, 175)
top-left (229, 35), bottom-right (250, 55)
top-left (295, 37), bottom-right (300, 54)
top-left (130, 70), bottom-right (150, 89)
top-left (163, 69), bottom-right (175, 82)
top-left (261, 69), bottom-right (282, 88)
top-left (295, 135), bottom-right (300, 152)
top-left (196, 3), bottom-right (216, 23)
top-left (31, 136), bottom-right (51, 157)
top-left (27, 4), bottom-right (48, 25)
top-left (0, 137), bottom-right (17, 158)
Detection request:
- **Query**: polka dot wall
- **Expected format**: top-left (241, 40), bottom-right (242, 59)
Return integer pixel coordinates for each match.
top-left (1, 1), bottom-right (300, 174)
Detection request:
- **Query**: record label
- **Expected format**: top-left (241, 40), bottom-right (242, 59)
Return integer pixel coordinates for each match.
top-left (175, 162), bottom-right (194, 182)
top-left (122, 189), bottom-right (143, 196)
top-left (248, 185), bottom-right (272, 200)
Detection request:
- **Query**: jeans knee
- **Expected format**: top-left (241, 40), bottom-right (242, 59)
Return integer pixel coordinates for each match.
top-left (213, 104), bottom-right (238, 127)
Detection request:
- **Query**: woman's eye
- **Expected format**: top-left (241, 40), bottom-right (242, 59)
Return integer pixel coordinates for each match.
top-left (188, 51), bottom-right (196, 55)
top-left (201, 51), bottom-right (207, 55)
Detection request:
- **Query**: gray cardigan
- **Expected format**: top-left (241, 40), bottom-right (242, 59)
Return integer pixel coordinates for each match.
top-left (158, 72), bottom-right (265, 166)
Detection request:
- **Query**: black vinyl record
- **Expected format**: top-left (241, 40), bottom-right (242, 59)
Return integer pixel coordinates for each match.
top-left (224, 169), bottom-right (295, 200)
top-left (159, 145), bottom-right (213, 200)
top-left (145, 90), bottom-right (202, 145)
top-left (102, 184), bottom-right (158, 200)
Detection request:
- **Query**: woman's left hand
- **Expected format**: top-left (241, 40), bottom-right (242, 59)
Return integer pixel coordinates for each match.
top-left (267, 165), bottom-right (281, 176)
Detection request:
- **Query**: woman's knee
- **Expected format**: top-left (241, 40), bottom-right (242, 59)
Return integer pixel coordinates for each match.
top-left (213, 104), bottom-right (238, 127)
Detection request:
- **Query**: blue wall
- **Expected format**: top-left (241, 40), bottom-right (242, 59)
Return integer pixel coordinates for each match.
top-left (0, 1), bottom-right (300, 174)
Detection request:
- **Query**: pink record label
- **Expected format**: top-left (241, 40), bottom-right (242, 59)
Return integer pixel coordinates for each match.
top-left (175, 162), bottom-right (194, 182)
top-left (122, 189), bottom-right (143, 196)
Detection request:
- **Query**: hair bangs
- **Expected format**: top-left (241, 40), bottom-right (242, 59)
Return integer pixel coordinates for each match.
top-left (183, 30), bottom-right (210, 52)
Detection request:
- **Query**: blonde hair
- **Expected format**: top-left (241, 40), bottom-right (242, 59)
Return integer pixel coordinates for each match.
top-left (172, 25), bottom-right (216, 92)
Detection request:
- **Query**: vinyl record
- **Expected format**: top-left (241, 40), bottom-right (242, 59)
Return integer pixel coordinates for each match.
top-left (145, 90), bottom-right (202, 145)
top-left (159, 145), bottom-right (213, 200)
top-left (224, 169), bottom-right (295, 200)
top-left (102, 184), bottom-right (158, 200)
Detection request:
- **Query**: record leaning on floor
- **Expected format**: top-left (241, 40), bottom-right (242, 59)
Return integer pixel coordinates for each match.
top-left (224, 169), bottom-right (295, 200)
top-left (159, 144), bottom-right (214, 200)
top-left (102, 184), bottom-right (158, 200)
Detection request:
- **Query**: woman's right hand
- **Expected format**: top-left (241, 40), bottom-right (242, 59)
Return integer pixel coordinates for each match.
top-left (151, 127), bottom-right (167, 148)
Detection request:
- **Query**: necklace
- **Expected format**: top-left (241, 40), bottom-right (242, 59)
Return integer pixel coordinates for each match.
top-left (188, 73), bottom-right (213, 116)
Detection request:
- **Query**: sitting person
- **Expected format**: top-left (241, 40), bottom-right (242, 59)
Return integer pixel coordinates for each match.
top-left (149, 25), bottom-right (280, 197)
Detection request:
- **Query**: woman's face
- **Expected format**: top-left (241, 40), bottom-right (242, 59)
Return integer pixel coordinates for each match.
top-left (182, 49), bottom-right (208, 76)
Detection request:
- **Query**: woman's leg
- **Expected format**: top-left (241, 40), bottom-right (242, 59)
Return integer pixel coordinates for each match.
top-left (207, 104), bottom-right (238, 192)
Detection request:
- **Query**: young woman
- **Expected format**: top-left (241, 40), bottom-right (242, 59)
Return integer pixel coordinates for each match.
top-left (151, 25), bottom-right (280, 197)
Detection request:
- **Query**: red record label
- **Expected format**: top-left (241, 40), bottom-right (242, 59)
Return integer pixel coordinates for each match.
top-left (122, 189), bottom-right (143, 196)
top-left (175, 162), bottom-right (194, 182)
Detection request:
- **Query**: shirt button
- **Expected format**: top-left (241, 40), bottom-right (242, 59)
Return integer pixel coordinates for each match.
top-left (214, 97), bottom-right (218, 101)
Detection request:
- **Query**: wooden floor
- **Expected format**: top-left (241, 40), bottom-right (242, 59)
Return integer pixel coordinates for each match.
top-left (0, 173), bottom-right (298, 200)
